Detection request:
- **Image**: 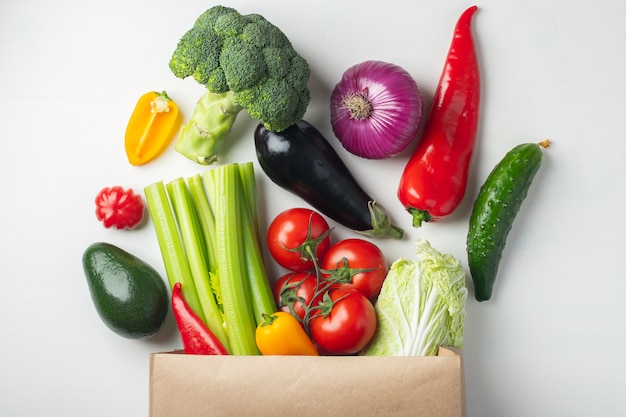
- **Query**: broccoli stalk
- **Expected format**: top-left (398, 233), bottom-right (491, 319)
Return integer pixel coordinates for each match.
top-left (176, 91), bottom-right (242, 165)
top-left (170, 6), bottom-right (311, 165)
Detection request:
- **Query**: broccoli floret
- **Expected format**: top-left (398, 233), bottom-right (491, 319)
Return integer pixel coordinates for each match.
top-left (169, 6), bottom-right (311, 165)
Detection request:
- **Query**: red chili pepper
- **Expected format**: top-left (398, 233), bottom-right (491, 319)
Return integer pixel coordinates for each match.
top-left (171, 282), bottom-right (228, 355)
top-left (397, 6), bottom-right (480, 228)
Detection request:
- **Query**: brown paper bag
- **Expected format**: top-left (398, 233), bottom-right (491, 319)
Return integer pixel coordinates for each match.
top-left (149, 346), bottom-right (465, 417)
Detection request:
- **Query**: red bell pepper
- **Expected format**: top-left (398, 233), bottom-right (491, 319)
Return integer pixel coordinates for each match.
top-left (171, 282), bottom-right (228, 355)
top-left (397, 6), bottom-right (480, 227)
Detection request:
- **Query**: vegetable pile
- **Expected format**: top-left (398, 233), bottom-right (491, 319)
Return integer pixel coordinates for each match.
top-left (82, 4), bottom-right (553, 363)
top-left (144, 162), bottom-right (275, 355)
top-left (266, 207), bottom-right (385, 355)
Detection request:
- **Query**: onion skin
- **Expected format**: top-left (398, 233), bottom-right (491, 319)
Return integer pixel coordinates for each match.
top-left (330, 60), bottom-right (423, 159)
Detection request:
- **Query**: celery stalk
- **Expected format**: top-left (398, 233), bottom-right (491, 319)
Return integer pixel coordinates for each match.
top-left (146, 162), bottom-right (276, 355)
top-left (237, 162), bottom-right (261, 241)
top-left (187, 174), bottom-right (223, 314)
top-left (240, 204), bottom-right (277, 325)
top-left (165, 178), bottom-right (231, 352)
top-left (237, 163), bottom-right (277, 325)
top-left (143, 182), bottom-right (204, 322)
top-left (210, 164), bottom-right (260, 355)
top-left (187, 175), bottom-right (218, 277)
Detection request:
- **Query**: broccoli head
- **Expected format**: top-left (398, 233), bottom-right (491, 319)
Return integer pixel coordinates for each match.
top-left (169, 6), bottom-right (311, 164)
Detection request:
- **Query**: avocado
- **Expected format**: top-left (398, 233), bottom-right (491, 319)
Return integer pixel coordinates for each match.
top-left (82, 242), bottom-right (169, 339)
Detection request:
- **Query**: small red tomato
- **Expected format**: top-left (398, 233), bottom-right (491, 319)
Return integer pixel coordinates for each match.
top-left (321, 238), bottom-right (388, 300)
top-left (309, 288), bottom-right (377, 355)
top-left (272, 272), bottom-right (325, 321)
top-left (95, 186), bottom-right (145, 230)
top-left (267, 208), bottom-right (331, 271)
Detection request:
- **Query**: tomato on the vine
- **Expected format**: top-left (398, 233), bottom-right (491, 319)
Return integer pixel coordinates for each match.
top-left (321, 238), bottom-right (388, 300)
top-left (309, 288), bottom-right (377, 355)
top-left (272, 272), bottom-right (325, 321)
top-left (267, 208), bottom-right (331, 272)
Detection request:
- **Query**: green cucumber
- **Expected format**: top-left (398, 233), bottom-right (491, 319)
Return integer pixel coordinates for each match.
top-left (467, 140), bottom-right (550, 301)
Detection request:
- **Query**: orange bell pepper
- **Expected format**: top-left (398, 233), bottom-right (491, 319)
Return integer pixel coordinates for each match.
top-left (124, 91), bottom-right (181, 166)
top-left (255, 312), bottom-right (319, 356)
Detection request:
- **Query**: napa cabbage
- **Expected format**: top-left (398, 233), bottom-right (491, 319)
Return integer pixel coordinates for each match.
top-left (362, 239), bottom-right (467, 356)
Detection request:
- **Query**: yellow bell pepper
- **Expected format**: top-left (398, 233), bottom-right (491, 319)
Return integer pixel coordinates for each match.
top-left (255, 312), bottom-right (319, 356)
top-left (124, 91), bottom-right (181, 166)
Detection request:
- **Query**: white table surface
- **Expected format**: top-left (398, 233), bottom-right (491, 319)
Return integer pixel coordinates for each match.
top-left (1, 0), bottom-right (625, 416)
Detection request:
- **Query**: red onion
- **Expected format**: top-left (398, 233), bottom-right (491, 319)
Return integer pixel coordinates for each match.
top-left (330, 60), bottom-right (423, 159)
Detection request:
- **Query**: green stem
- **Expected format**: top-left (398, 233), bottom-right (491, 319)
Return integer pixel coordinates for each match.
top-left (143, 182), bottom-right (204, 323)
top-left (187, 175), bottom-right (218, 277)
top-left (146, 162), bottom-right (274, 355)
top-left (209, 164), bottom-right (260, 355)
top-left (165, 178), bottom-right (231, 352)
top-left (407, 206), bottom-right (432, 229)
top-left (237, 163), bottom-right (277, 325)
top-left (175, 90), bottom-right (243, 165)
top-left (237, 162), bottom-right (261, 242)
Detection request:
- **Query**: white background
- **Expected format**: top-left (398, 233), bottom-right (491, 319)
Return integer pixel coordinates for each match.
top-left (1, 0), bottom-right (625, 416)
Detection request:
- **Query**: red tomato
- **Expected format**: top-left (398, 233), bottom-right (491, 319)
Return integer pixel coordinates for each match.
top-left (95, 186), bottom-right (145, 230)
top-left (309, 288), bottom-right (377, 355)
top-left (267, 208), bottom-right (331, 271)
top-left (321, 238), bottom-right (388, 300)
top-left (272, 272), bottom-right (324, 320)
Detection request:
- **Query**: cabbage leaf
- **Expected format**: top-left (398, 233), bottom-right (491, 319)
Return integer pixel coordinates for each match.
top-left (362, 239), bottom-right (467, 356)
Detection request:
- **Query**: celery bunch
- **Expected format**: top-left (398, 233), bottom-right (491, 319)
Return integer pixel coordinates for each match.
top-left (144, 162), bottom-right (276, 355)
